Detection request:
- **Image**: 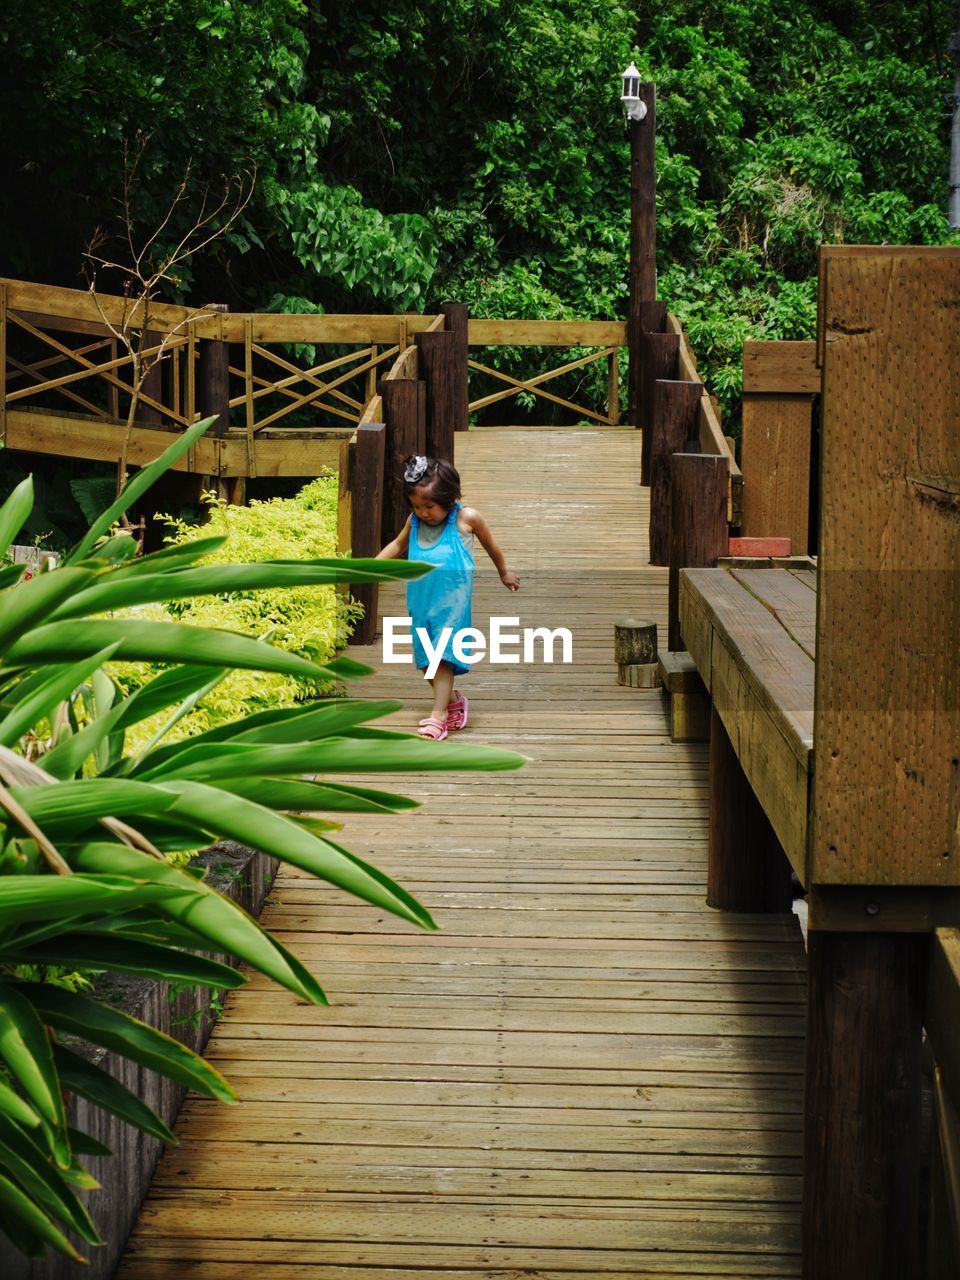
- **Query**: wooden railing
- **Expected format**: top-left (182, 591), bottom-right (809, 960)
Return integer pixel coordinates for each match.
top-left (466, 319), bottom-right (626, 427)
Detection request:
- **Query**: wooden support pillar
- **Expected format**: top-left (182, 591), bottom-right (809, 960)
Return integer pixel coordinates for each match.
top-left (649, 378), bottom-right (702, 566)
top-left (708, 706), bottom-right (794, 910)
top-left (381, 377), bottom-right (426, 544)
top-left (349, 423), bottom-right (386, 645)
top-left (668, 453), bottom-right (727, 651)
top-left (414, 329), bottom-right (457, 462)
top-left (638, 331), bottom-right (679, 485)
top-left (803, 931), bottom-right (925, 1280)
top-left (137, 329), bottom-right (164, 426)
top-left (199, 304), bottom-right (230, 437)
top-left (440, 302), bottom-right (469, 433)
top-left (627, 84), bottom-right (657, 437)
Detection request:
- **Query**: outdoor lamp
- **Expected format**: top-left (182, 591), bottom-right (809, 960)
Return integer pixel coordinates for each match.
top-left (621, 62), bottom-right (646, 122)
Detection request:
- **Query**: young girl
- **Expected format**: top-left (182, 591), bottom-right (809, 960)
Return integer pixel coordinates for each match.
top-left (377, 455), bottom-right (520, 740)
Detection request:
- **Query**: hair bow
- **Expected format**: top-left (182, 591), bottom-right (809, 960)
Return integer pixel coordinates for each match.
top-left (404, 455), bottom-right (429, 483)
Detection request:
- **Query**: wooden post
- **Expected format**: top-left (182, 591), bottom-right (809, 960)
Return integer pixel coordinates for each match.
top-left (708, 706), bottom-right (794, 910)
top-left (649, 379), bottom-right (703, 566)
top-left (627, 83), bottom-right (657, 432)
top-left (199, 304), bottom-right (230, 437)
top-left (803, 931), bottom-right (925, 1280)
top-left (638, 331), bottom-right (679, 484)
top-left (607, 347), bottom-right (620, 425)
top-left (668, 453), bottom-right (727, 651)
top-left (349, 423), bottom-right (386, 645)
top-left (138, 329), bottom-right (163, 425)
top-left (440, 302), bottom-right (469, 432)
top-left (381, 377), bottom-right (426, 544)
top-left (414, 328), bottom-right (457, 462)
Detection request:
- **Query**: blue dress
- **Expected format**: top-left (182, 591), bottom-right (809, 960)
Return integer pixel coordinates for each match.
top-left (406, 502), bottom-right (476, 676)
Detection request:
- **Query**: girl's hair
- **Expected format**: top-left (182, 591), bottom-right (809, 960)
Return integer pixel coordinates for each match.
top-left (402, 456), bottom-right (461, 510)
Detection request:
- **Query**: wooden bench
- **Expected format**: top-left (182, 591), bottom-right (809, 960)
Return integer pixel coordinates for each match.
top-left (679, 563), bottom-right (816, 906)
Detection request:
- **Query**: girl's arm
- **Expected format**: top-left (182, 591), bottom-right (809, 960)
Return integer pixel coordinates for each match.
top-left (376, 516), bottom-right (411, 559)
top-left (461, 507), bottom-right (520, 591)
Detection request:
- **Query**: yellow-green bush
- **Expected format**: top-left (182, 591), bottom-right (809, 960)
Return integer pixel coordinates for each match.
top-left (116, 475), bottom-right (361, 746)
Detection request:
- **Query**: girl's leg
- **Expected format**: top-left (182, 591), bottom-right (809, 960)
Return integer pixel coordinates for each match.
top-left (427, 661), bottom-right (456, 721)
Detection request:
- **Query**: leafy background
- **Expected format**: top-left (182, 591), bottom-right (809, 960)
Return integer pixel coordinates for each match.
top-left (0, 0), bottom-right (956, 430)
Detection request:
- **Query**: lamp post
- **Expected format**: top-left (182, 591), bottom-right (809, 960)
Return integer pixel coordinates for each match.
top-left (621, 64), bottom-right (657, 437)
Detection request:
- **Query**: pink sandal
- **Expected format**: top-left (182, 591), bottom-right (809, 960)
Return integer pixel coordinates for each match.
top-left (417, 717), bottom-right (448, 741)
top-left (445, 690), bottom-right (469, 732)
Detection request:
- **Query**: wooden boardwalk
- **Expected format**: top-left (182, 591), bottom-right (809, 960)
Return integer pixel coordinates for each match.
top-left (120, 428), bottom-right (807, 1279)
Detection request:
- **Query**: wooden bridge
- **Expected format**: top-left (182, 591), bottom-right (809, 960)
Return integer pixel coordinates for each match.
top-left (6, 247), bottom-right (960, 1279)
top-left (117, 426), bottom-right (808, 1278)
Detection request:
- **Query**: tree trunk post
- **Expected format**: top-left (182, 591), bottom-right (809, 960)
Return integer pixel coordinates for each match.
top-left (649, 378), bottom-right (703, 566)
top-left (803, 931), bottom-right (926, 1280)
top-left (628, 83), bottom-right (657, 433)
top-left (614, 617), bottom-right (660, 688)
top-left (439, 302), bottom-right (469, 433)
top-left (668, 453), bottom-right (727, 651)
top-left (381, 378), bottom-right (426, 545)
top-left (638, 331), bottom-right (679, 485)
top-left (349, 422), bottom-right (386, 645)
top-left (415, 329), bottom-right (457, 463)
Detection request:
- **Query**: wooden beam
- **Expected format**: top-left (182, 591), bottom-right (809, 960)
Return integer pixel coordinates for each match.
top-left (467, 319), bottom-right (627, 347)
top-left (382, 345), bottom-right (418, 383)
top-left (708, 705), bottom-right (795, 911)
top-left (743, 340), bottom-right (819, 394)
top-left (3, 408), bottom-right (218, 472)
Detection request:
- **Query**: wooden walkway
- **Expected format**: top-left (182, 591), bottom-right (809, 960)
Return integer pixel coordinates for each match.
top-left (119, 428), bottom-right (807, 1279)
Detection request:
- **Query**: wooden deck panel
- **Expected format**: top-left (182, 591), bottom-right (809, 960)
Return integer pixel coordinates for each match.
top-left (119, 428), bottom-right (806, 1278)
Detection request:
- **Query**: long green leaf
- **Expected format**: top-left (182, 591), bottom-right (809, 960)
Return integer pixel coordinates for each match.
top-left (11, 777), bottom-right (178, 827)
top-left (214, 777), bottom-right (419, 814)
top-left (0, 568), bottom-right (99, 656)
top-left (0, 983), bottom-right (69, 1163)
top-left (5, 618), bottom-right (352, 681)
top-left (107, 535), bottom-right (228, 578)
top-left (112, 664), bottom-right (230, 733)
top-left (21, 934), bottom-right (245, 989)
top-left (0, 477), bottom-right (34, 559)
top-left (0, 1080), bottom-right (41, 1131)
top-left (0, 1169), bottom-right (84, 1262)
top-left (53, 563), bottom-right (427, 619)
top-left (68, 843), bottom-right (328, 1005)
top-left (159, 780), bottom-right (436, 929)
top-left (52, 1044), bottom-right (176, 1143)
top-left (0, 1114), bottom-right (101, 1246)
top-left (67, 415), bottom-right (217, 563)
top-left (20, 983), bottom-right (237, 1104)
top-left (67, 1127), bottom-right (111, 1158)
top-left (143, 734), bottom-right (527, 782)
top-left (0, 644), bottom-right (120, 748)
top-left (0, 875), bottom-right (198, 930)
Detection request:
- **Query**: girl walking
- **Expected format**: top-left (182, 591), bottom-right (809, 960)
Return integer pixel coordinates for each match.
top-left (377, 455), bottom-right (519, 740)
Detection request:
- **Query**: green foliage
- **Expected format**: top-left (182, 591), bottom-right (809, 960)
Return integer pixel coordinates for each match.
top-left (0, 420), bottom-right (525, 1260)
top-left (120, 475), bottom-right (361, 741)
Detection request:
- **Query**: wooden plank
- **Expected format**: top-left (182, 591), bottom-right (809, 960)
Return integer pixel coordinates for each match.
top-left (3, 408), bottom-right (218, 472)
top-left (727, 568), bottom-right (817, 661)
top-left (382, 344), bottom-right (418, 382)
top-left (812, 246), bottom-right (960, 887)
top-left (742, 341), bottom-right (819, 394)
top-left (741, 394), bottom-right (812, 553)
top-left (467, 319), bottom-right (627, 347)
top-left (928, 929), bottom-right (960, 1114)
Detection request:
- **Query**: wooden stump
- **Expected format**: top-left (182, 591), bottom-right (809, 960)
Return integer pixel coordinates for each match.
top-left (637, 332), bottom-right (679, 485)
top-left (381, 378), bottom-right (426, 544)
top-left (614, 617), bottom-right (659, 688)
top-left (440, 302), bottom-right (469, 433)
top-left (648, 379), bottom-right (702, 566)
top-left (415, 329), bottom-right (457, 462)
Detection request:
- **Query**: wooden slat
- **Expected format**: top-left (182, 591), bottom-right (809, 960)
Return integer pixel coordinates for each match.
top-left (742, 341), bottom-right (819, 394)
top-left (812, 246), bottom-right (960, 887)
